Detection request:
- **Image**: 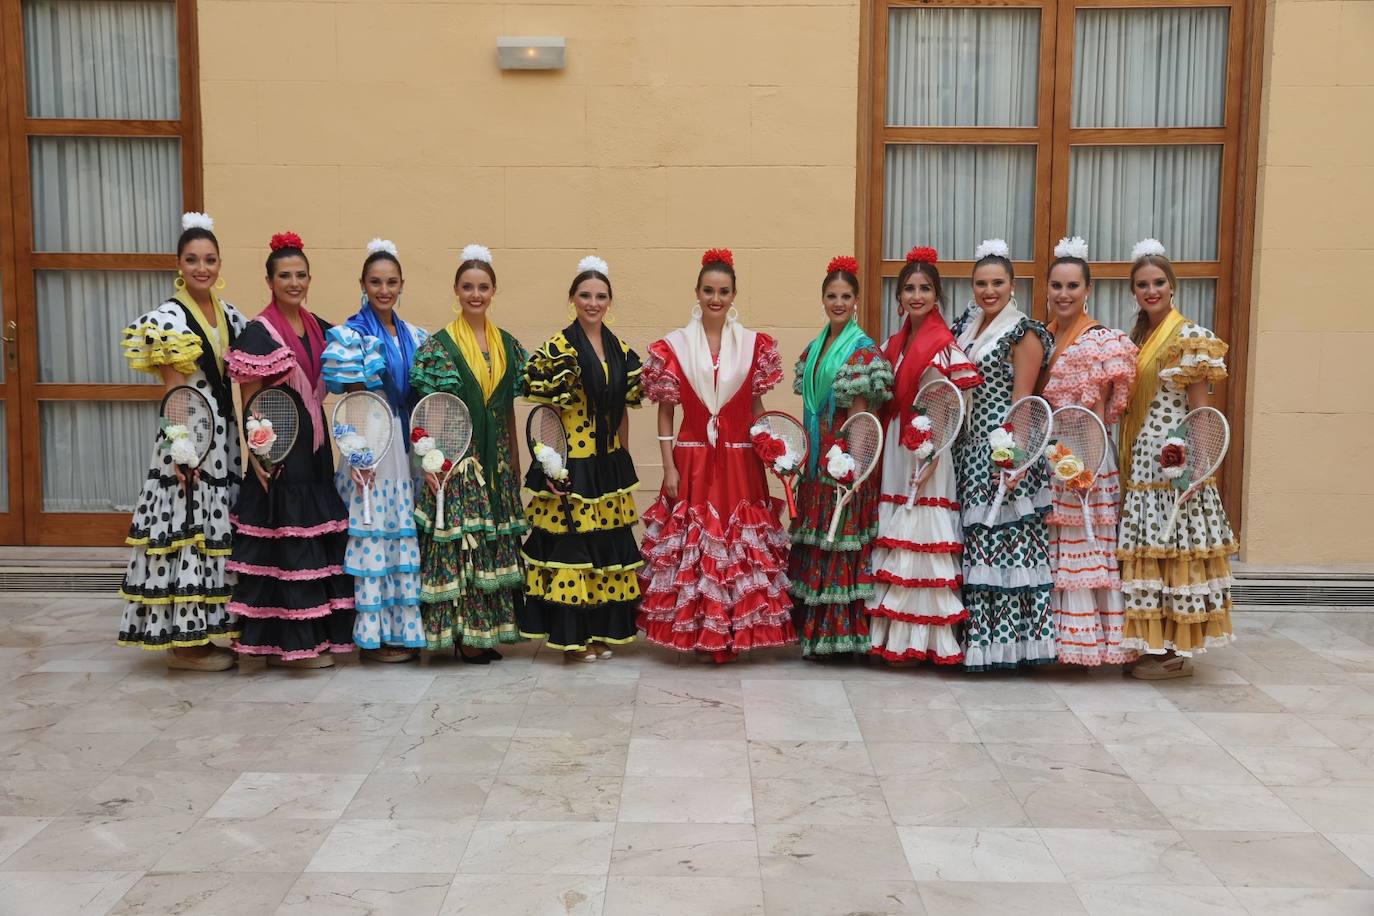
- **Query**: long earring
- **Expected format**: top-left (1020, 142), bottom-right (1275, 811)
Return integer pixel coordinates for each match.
top-left (726, 305), bottom-right (740, 323)
top-left (605, 310), bottom-right (616, 327)
top-left (1008, 295), bottom-right (1019, 312)
top-left (567, 303), bottom-right (576, 322)
top-left (215, 276), bottom-right (227, 291)
top-left (691, 303), bottom-right (703, 320)
top-left (173, 271), bottom-right (186, 291)
top-left (452, 300), bottom-right (463, 316)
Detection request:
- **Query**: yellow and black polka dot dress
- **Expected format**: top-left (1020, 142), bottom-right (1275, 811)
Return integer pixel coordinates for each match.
top-left (518, 331), bottom-right (643, 650)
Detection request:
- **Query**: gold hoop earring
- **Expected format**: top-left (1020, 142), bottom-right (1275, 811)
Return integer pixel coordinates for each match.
top-left (173, 271), bottom-right (186, 291)
top-left (605, 310), bottom-right (616, 327)
top-left (452, 300), bottom-right (463, 316)
top-left (215, 276), bottom-right (227, 291)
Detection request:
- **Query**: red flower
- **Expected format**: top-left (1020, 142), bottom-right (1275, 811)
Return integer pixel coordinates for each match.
top-left (900, 425), bottom-right (931, 451)
top-left (1160, 443), bottom-right (1185, 468)
top-left (751, 431), bottom-right (785, 463)
top-left (701, 247), bottom-right (734, 268)
top-left (441, 458), bottom-right (453, 473)
top-left (826, 255), bottom-right (860, 275)
top-left (410, 427), bottom-right (428, 443)
top-left (905, 246), bottom-right (938, 265)
top-left (269, 231), bottom-right (304, 251)
top-left (1000, 422), bottom-right (1014, 434)
top-left (835, 469), bottom-right (855, 484)
top-left (994, 456), bottom-right (1014, 470)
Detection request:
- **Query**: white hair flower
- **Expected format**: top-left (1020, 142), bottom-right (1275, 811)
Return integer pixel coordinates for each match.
top-left (578, 255), bottom-right (610, 276)
top-left (1130, 238), bottom-right (1167, 261)
top-left (366, 238), bottom-right (398, 257)
top-left (974, 238), bottom-right (1011, 260)
top-left (460, 243), bottom-right (493, 264)
top-left (181, 211), bottom-right (214, 232)
top-left (1053, 236), bottom-right (1089, 260)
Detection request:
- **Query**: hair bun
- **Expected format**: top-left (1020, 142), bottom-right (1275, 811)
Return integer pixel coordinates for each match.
top-left (181, 211), bottom-right (214, 232)
top-left (269, 231), bottom-right (304, 252)
top-left (826, 255), bottom-right (860, 275)
top-left (974, 238), bottom-right (1010, 260)
top-left (1053, 236), bottom-right (1089, 260)
top-left (905, 246), bottom-right (938, 265)
top-left (701, 247), bottom-right (734, 268)
top-left (460, 243), bottom-right (493, 265)
top-left (1130, 238), bottom-right (1167, 261)
top-left (366, 237), bottom-right (398, 257)
top-left (578, 255), bottom-right (610, 276)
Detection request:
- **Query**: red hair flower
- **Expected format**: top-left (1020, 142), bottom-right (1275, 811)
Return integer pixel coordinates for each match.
top-left (269, 231), bottom-right (304, 251)
top-left (701, 248), bottom-right (735, 268)
top-left (827, 255), bottom-right (860, 275)
top-left (905, 246), bottom-right (938, 265)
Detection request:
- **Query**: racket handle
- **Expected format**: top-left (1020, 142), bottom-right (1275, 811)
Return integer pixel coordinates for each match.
top-left (1081, 497), bottom-right (1095, 547)
top-left (905, 459), bottom-right (926, 510)
top-left (782, 478), bottom-right (798, 518)
top-left (1163, 496), bottom-right (1185, 542)
top-left (984, 478), bottom-right (1008, 527)
top-left (362, 481), bottom-right (372, 526)
top-left (826, 490), bottom-right (846, 542)
top-left (435, 481), bottom-right (446, 531)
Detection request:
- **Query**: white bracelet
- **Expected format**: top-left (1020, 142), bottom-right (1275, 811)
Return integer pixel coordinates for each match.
top-left (656, 435), bottom-right (676, 442)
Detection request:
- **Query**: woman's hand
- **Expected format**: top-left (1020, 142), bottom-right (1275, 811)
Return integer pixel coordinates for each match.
top-left (249, 455), bottom-right (271, 491)
top-left (663, 466), bottom-right (680, 500)
top-left (913, 456), bottom-right (938, 491)
top-left (424, 471), bottom-right (441, 495)
top-left (350, 467), bottom-right (375, 490)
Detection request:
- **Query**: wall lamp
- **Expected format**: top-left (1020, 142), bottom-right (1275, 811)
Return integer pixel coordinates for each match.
top-left (496, 36), bottom-right (566, 71)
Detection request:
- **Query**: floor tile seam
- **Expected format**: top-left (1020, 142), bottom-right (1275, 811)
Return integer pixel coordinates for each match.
top-left (1028, 824), bottom-right (1229, 887)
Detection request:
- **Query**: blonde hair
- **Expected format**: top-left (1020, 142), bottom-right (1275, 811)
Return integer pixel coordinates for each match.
top-left (1128, 253), bottom-right (1179, 346)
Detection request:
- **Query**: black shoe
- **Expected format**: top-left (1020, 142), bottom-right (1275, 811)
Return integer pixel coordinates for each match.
top-left (482, 648), bottom-right (503, 661)
top-left (457, 647), bottom-right (491, 665)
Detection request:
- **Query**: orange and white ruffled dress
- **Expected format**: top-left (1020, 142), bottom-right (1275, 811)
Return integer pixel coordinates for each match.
top-left (1042, 326), bottom-right (1138, 665)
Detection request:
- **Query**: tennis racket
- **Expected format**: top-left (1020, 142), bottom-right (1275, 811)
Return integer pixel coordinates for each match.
top-left (1162, 406), bottom-right (1230, 541)
top-left (752, 410), bottom-right (808, 518)
top-left (825, 411), bottom-right (883, 543)
top-left (243, 386), bottom-right (301, 526)
top-left (1049, 405), bottom-right (1109, 544)
top-left (984, 395), bottom-right (1052, 526)
top-left (905, 378), bottom-right (964, 510)
top-left (159, 384), bottom-right (215, 532)
top-left (411, 392), bottom-right (474, 531)
top-left (331, 390), bottom-right (394, 525)
top-left (526, 403), bottom-right (576, 531)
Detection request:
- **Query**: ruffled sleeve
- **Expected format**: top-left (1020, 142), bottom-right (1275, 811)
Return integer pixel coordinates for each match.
top-left (409, 334), bottom-right (454, 397)
top-left (321, 324), bottom-right (386, 393)
top-left (641, 339), bottom-right (681, 405)
top-left (226, 320), bottom-right (294, 382)
top-left (936, 342), bottom-right (983, 390)
top-left (624, 343), bottom-right (644, 408)
top-left (522, 334), bottom-right (580, 407)
top-left (1160, 323), bottom-right (1227, 389)
top-left (121, 302), bottom-right (202, 376)
top-left (833, 345), bottom-right (894, 409)
top-left (751, 332), bottom-right (783, 396)
top-left (792, 349), bottom-right (808, 397)
top-left (1043, 327), bottom-right (1139, 422)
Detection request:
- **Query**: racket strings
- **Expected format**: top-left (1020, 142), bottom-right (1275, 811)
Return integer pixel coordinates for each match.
top-left (530, 407), bottom-right (569, 459)
top-left (841, 415), bottom-right (882, 474)
top-left (334, 393), bottom-right (394, 467)
top-left (164, 392), bottom-right (215, 458)
top-left (1186, 415), bottom-right (1228, 478)
top-left (1053, 409), bottom-right (1107, 473)
top-left (248, 390), bottom-right (300, 465)
top-left (1006, 398), bottom-right (1052, 472)
top-left (759, 413), bottom-right (809, 466)
top-left (918, 396), bottom-right (962, 449)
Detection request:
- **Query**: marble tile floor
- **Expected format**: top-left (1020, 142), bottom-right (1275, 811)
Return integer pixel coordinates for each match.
top-left (1, 598), bottom-right (1373, 915)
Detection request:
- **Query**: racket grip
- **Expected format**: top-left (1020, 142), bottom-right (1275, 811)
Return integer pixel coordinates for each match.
top-left (1081, 500), bottom-right (1095, 546)
top-left (984, 480), bottom-right (1007, 527)
top-left (826, 492), bottom-right (844, 543)
top-left (782, 478), bottom-right (798, 518)
top-left (905, 459), bottom-right (926, 510)
top-left (435, 484), bottom-right (446, 531)
top-left (1163, 500), bottom-right (1183, 542)
top-left (362, 482), bottom-right (372, 526)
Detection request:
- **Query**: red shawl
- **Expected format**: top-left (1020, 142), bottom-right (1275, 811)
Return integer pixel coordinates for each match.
top-left (882, 312), bottom-right (955, 428)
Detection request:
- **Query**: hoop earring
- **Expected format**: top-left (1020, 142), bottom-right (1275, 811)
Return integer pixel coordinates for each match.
top-left (215, 276), bottom-right (227, 291)
top-left (452, 300), bottom-right (463, 316)
top-left (726, 305), bottom-right (740, 323)
top-left (173, 272), bottom-right (186, 292)
top-left (1008, 295), bottom-right (1019, 312)
top-left (691, 304), bottom-right (703, 320)
top-left (605, 310), bottom-right (616, 327)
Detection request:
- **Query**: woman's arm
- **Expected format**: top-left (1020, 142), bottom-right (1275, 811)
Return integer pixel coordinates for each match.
top-left (851, 395), bottom-right (869, 416)
top-left (238, 377), bottom-right (271, 490)
top-left (1186, 380), bottom-right (1211, 412)
top-left (751, 395), bottom-right (765, 419)
top-left (1011, 334), bottom-right (1045, 401)
top-left (657, 402), bottom-right (679, 499)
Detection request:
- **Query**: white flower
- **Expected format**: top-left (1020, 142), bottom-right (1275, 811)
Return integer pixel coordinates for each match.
top-left (1044, 443), bottom-right (1059, 461)
top-left (1053, 236), bottom-right (1089, 260)
top-left (532, 442), bottom-right (569, 481)
top-left (773, 450), bottom-right (799, 474)
top-left (825, 444), bottom-right (856, 480)
top-left (1164, 436), bottom-right (1186, 449)
top-left (577, 255), bottom-right (610, 276)
top-left (912, 415), bottom-right (932, 432)
top-left (1130, 238), bottom-right (1167, 261)
top-left (915, 441), bottom-right (935, 461)
top-left (169, 438), bottom-right (198, 466)
top-left (460, 243), bottom-right (493, 264)
top-left (245, 417), bottom-right (260, 433)
top-left (339, 432), bottom-right (368, 459)
top-left (422, 449), bottom-right (446, 473)
top-left (413, 436), bottom-right (435, 457)
top-left (988, 427), bottom-right (1016, 451)
top-left (163, 423), bottom-right (189, 441)
top-left (366, 237), bottom-right (398, 257)
top-left (974, 238), bottom-right (1010, 260)
top-left (749, 421), bottom-right (768, 438)
top-left (181, 211), bottom-right (214, 232)
top-left (1053, 455), bottom-right (1085, 482)
top-left (1162, 464), bottom-right (1185, 480)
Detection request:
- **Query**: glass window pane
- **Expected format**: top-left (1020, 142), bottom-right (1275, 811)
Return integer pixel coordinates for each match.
top-left (30, 137), bottom-right (181, 253)
top-left (37, 270), bottom-right (173, 383)
top-left (887, 8), bottom-right (1040, 127)
top-left (23, 0), bottom-right (179, 119)
top-left (1068, 145), bottom-right (1221, 262)
top-left (1091, 278), bottom-right (1217, 335)
top-left (884, 144), bottom-right (1036, 262)
top-left (42, 400), bottom-right (156, 512)
top-left (1074, 7), bottom-right (1228, 128)
top-left (881, 276), bottom-right (1032, 341)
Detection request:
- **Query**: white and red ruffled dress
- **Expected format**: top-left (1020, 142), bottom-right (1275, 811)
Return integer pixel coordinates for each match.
top-left (1042, 326), bottom-right (1138, 666)
top-left (637, 328), bottom-right (796, 657)
top-left (866, 343), bottom-right (981, 663)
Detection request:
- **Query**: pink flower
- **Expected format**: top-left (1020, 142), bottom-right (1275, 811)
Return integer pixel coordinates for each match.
top-left (247, 426), bottom-right (276, 452)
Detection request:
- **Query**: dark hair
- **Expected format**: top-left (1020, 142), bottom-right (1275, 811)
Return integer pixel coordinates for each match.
top-left (973, 252), bottom-right (1015, 280)
top-left (894, 259), bottom-right (943, 312)
top-left (266, 245), bottom-right (309, 277)
top-left (568, 270), bottom-right (612, 300)
top-left (361, 251), bottom-right (402, 283)
top-left (1128, 253), bottom-right (1179, 346)
top-left (454, 259), bottom-right (497, 288)
top-left (177, 227), bottom-right (218, 257)
top-left (1048, 256), bottom-right (1092, 287)
top-left (697, 259), bottom-right (737, 291)
top-left (821, 269), bottom-right (859, 297)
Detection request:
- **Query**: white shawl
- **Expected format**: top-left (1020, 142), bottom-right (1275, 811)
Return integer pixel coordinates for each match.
top-left (665, 316), bottom-right (756, 445)
top-left (956, 303), bottom-right (1026, 366)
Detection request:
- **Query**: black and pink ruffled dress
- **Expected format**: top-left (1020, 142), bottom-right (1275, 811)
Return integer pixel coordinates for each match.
top-left (226, 318), bottom-right (355, 659)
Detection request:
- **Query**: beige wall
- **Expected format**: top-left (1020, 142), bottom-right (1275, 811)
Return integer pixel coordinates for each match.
top-left (199, 0), bottom-right (860, 491)
top-left (1243, 0), bottom-right (1374, 566)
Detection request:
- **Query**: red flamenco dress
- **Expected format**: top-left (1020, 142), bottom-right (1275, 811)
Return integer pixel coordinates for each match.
top-left (637, 328), bottom-right (796, 657)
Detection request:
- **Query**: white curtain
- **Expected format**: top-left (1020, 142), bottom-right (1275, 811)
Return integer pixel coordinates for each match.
top-left (43, 402), bottom-right (157, 512)
top-left (1074, 7), bottom-right (1228, 128)
top-left (23, 0), bottom-right (178, 119)
top-left (37, 270), bottom-right (172, 384)
top-left (883, 144), bottom-right (1037, 262)
top-left (1091, 278), bottom-right (1216, 336)
top-left (30, 137), bottom-right (181, 253)
top-left (887, 7), bottom-right (1040, 127)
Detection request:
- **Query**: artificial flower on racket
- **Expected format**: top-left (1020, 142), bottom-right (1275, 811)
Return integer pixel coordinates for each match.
top-left (158, 422), bottom-right (199, 466)
top-left (332, 423), bottom-right (375, 468)
top-left (1159, 429), bottom-right (1188, 487)
top-left (245, 415), bottom-right (278, 465)
top-left (410, 425), bottom-right (448, 473)
top-left (532, 441), bottom-right (569, 483)
top-left (988, 422), bottom-right (1023, 469)
top-left (749, 420), bottom-right (801, 476)
top-left (900, 409), bottom-right (935, 460)
top-left (1044, 441), bottom-right (1094, 492)
top-left (824, 443), bottom-right (857, 484)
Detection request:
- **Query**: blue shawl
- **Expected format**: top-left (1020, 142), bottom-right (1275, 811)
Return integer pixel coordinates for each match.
top-left (346, 295), bottom-right (419, 437)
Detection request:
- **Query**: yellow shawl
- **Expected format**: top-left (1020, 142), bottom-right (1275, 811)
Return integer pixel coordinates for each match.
top-left (173, 288), bottom-right (228, 366)
top-left (446, 313), bottom-right (508, 402)
top-left (1119, 308), bottom-right (1186, 485)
